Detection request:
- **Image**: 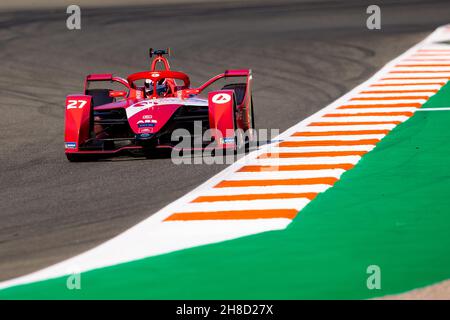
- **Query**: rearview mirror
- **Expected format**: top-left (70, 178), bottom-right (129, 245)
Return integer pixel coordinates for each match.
top-left (109, 90), bottom-right (127, 98)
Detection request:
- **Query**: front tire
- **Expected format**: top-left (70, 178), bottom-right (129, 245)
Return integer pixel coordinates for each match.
top-left (250, 95), bottom-right (255, 129)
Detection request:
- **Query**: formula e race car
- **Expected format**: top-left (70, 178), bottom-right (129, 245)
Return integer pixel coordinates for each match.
top-left (64, 48), bottom-right (255, 161)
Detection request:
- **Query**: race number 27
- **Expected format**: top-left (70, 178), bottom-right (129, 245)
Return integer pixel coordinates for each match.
top-left (67, 99), bottom-right (87, 109)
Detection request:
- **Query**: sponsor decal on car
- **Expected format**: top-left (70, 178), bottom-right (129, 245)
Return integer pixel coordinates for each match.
top-left (137, 119), bottom-right (156, 128)
top-left (212, 93), bottom-right (232, 104)
top-left (65, 142), bottom-right (77, 149)
top-left (138, 123), bottom-right (156, 128)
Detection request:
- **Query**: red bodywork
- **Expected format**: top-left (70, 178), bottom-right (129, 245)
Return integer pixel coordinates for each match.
top-left (64, 49), bottom-right (254, 160)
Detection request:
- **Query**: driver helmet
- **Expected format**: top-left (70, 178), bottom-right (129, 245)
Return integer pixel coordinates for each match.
top-left (144, 79), bottom-right (153, 96)
top-left (144, 79), bottom-right (169, 97)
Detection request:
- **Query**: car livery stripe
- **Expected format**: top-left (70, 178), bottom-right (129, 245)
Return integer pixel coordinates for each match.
top-left (2, 25), bottom-right (450, 294)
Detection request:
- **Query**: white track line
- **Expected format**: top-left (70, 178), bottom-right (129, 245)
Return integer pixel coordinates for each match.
top-left (401, 60), bottom-right (450, 64)
top-left (270, 146), bottom-right (376, 152)
top-left (344, 99), bottom-right (426, 104)
top-left (251, 156), bottom-right (363, 165)
top-left (404, 56), bottom-right (450, 59)
top-left (373, 79), bottom-right (448, 84)
top-left (416, 107), bottom-right (450, 111)
top-left (285, 134), bottom-right (386, 141)
top-left (302, 125), bottom-right (397, 131)
top-left (199, 185), bottom-right (331, 195)
top-left (180, 199), bottom-right (310, 211)
top-left (318, 116), bottom-right (411, 122)
top-left (225, 170), bottom-right (345, 180)
top-left (385, 72), bottom-right (450, 78)
top-left (356, 92), bottom-right (436, 97)
top-left (332, 107), bottom-right (418, 113)
top-left (364, 85), bottom-right (442, 90)
top-left (393, 66), bottom-right (450, 71)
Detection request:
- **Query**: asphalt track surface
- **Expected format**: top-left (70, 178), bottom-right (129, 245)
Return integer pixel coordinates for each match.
top-left (1, 0), bottom-right (450, 281)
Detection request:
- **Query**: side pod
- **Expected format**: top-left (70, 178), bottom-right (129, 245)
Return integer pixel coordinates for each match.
top-left (64, 95), bottom-right (92, 153)
top-left (208, 90), bottom-right (236, 149)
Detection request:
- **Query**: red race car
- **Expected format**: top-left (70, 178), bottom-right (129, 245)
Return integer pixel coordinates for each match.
top-left (64, 49), bottom-right (255, 161)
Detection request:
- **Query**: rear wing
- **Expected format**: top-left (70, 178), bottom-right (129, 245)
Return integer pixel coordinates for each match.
top-left (197, 69), bottom-right (251, 93)
top-left (84, 74), bottom-right (129, 93)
